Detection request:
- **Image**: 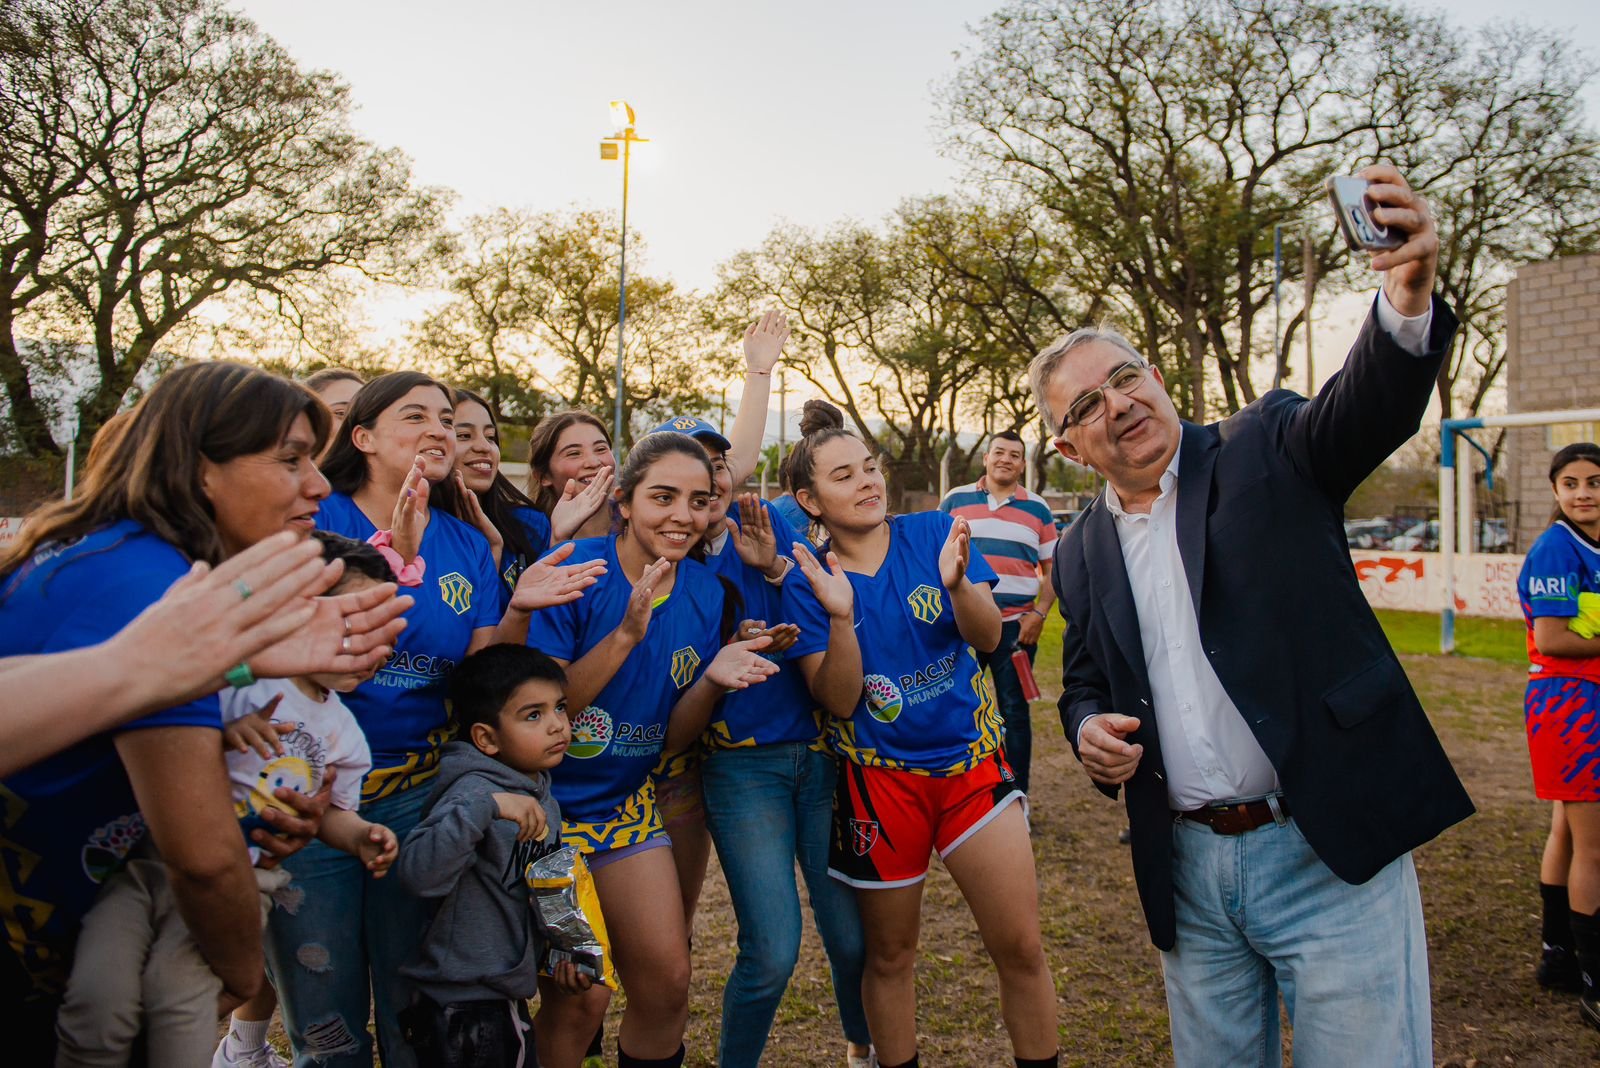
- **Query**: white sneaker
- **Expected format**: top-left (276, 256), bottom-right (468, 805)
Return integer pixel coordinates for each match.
top-left (846, 1045), bottom-right (878, 1068)
top-left (212, 1033), bottom-right (289, 1068)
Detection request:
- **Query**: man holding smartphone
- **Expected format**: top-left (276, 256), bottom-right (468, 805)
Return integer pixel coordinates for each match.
top-left (1031, 164), bottom-right (1473, 1066)
top-left (938, 430), bottom-right (1058, 799)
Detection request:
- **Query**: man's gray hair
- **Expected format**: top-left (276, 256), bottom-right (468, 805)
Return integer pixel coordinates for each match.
top-left (1028, 326), bottom-right (1147, 432)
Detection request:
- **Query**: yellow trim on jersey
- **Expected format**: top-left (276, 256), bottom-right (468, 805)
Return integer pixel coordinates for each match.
top-left (361, 726), bottom-right (453, 802)
top-left (824, 652), bottom-right (1000, 777)
top-left (560, 779), bottom-right (664, 854)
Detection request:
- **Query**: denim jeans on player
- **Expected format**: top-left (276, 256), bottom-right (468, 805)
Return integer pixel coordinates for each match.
top-left (701, 743), bottom-right (871, 1068)
top-left (978, 618), bottom-right (1035, 795)
top-left (264, 781), bottom-right (433, 1068)
top-left (1162, 815), bottom-right (1431, 1068)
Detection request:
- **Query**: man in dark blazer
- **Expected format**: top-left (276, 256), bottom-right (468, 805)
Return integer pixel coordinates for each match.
top-left (1033, 165), bottom-right (1473, 1067)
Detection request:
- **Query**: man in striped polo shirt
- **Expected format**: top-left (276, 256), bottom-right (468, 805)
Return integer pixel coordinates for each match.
top-left (938, 430), bottom-right (1059, 797)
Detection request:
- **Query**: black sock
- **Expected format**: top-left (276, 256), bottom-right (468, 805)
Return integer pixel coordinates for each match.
top-left (1569, 908), bottom-right (1600, 997)
top-left (1016, 1056), bottom-right (1060, 1068)
top-left (617, 1042), bottom-right (685, 1068)
top-left (1543, 883), bottom-right (1574, 951)
top-left (586, 1023), bottom-right (604, 1058)
top-left (881, 1056), bottom-right (919, 1068)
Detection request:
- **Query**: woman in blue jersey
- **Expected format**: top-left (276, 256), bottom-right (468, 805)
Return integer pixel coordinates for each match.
top-left (1518, 441), bottom-right (1600, 1031)
top-left (648, 415), bottom-right (875, 1068)
top-left (781, 400), bottom-right (1059, 1068)
top-left (526, 408), bottom-right (619, 543)
top-left (0, 362), bottom-right (408, 1057)
top-left (277, 370), bottom-right (600, 1067)
top-left (528, 431), bottom-right (778, 1068)
top-left (451, 388), bottom-right (552, 606)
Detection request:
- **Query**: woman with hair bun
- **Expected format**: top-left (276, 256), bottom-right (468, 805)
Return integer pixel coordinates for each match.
top-left (781, 399), bottom-right (1059, 1068)
top-left (1518, 441), bottom-right (1600, 1032)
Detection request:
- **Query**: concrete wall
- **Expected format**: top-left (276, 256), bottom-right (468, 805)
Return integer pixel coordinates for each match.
top-left (1505, 253), bottom-right (1600, 551)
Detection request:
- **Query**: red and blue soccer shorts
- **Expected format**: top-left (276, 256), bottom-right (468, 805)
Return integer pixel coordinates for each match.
top-left (828, 753), bottom-right (1024, 888)
top-left (1525, 675), bottom-right (1600, 801)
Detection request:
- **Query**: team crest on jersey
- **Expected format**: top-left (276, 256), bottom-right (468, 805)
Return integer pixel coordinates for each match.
top-left (670, 646), bottom-right (701, 689)
top-left (671, 416), bottom-right (698, 431)
top-left (81, 812), bottom-right (146, 885)
top-left (850, 818), bottom-right (880, 856)
top-left (438, 572), bottom-right (473, 615)
top-left (907, 583), bottom-right (943, 624)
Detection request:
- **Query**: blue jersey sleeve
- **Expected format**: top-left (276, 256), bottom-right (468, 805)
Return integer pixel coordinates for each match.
top-left (1522, 530), bottom-right (1583, 618)
top-left (512, 507), bottom-right (552, 562)
top-left (528, 549), bottom-right (586, 661)
top-left (783, 565), bottom-right (834, 659)
top-left (466, 527), bottom-right (503, 631)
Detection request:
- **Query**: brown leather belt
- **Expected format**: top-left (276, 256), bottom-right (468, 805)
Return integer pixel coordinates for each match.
top-left (1175, 796), bottom-right (1289, 835)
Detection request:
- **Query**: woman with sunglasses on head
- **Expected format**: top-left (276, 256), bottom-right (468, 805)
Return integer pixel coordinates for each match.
top-left (0, 363), bottom-right (407, 1059)
top-left (1519, 441), bottom-right (1600, 1032)
top-left (280, 371), bottom-right (599, 1067)
top-left (781, 399), bottom-right (1059, 1068)
top-left (527, 431), bottom-right (779, 1068)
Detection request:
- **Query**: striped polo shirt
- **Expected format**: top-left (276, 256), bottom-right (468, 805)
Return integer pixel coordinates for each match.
top-left (937, 478), bottom-right (1058, 619)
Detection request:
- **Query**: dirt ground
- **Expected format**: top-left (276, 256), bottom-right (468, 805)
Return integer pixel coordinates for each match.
top-left (654, 653), bottom-right (1599, 1066)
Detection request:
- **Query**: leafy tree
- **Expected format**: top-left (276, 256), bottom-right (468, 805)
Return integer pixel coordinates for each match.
top-left (0, 0), bottom-right (444, 454)
top-left (415, 207), bottom-right (726, 439)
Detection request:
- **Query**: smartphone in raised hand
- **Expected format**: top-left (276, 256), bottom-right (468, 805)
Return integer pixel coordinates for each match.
top-left (1326, 175), bottom-right (1403, 252)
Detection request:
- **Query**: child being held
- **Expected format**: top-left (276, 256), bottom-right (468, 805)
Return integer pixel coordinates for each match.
top-left (213, 531), bottom-right (401, 1068)
top-left (56, 531), bottom-right (399, 1068)
top-left (395, 643), bottom-right (587, 1068)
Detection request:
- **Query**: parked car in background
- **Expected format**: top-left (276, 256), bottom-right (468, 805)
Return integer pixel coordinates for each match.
top-left (1390, 519), bottom-right (1440, 552)
top-left (1344, 518), bottom-right (1401, 549)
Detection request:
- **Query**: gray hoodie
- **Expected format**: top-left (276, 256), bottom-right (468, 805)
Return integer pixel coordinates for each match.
top-left (395, 740), bottom-right (562, 1003)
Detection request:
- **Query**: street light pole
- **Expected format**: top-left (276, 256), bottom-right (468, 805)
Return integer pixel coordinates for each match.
top-left (601, 101), bottom-right (647, 451)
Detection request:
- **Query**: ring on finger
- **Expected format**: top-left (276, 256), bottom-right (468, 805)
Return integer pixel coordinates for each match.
top-left (340, 636), bottom-right (350, 654)
top-left (343, 616), bottom-right (352, 635)
top-left (234, 580), bottom-right (253, 601)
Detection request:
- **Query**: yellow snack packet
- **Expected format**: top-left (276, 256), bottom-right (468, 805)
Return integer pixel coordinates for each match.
top-left (527, 845), bottom-right (618, 989)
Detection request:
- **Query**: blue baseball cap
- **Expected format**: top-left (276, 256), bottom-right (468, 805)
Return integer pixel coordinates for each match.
top-left (649, 415), bottom-right (732, 455)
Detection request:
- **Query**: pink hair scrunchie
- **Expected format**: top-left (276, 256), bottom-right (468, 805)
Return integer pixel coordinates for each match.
top-left (367, 530), bottom-right (426, 587)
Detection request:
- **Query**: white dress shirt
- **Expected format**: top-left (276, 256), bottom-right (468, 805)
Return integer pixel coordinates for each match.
top-left (1089, 290), bottom-right (1432, 809)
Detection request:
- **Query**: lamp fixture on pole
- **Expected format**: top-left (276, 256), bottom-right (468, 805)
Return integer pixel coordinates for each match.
top-left (600, 100), bottom-right (648, 451)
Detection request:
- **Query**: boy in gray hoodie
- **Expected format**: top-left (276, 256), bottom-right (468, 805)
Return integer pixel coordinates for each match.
top-left (396, 643), bottom-right (581, 1067)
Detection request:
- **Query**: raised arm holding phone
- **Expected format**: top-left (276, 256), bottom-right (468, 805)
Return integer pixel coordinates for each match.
top-left (1034, 164), bottom-right (1473, 1068)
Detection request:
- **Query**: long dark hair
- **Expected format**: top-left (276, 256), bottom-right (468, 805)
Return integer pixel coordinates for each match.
top-left (525, 409), bottom-right (612, 515)
top-left (1549, 442), bottom-right (1600, 527)
top-left (319, 371), bottom-right (461, 513)
top-left (615, 431), bottom-right (743, 639)
top-left (452, 389), bottom-right (544, 566)
top-left (2, 362), bottom-right (330, 573)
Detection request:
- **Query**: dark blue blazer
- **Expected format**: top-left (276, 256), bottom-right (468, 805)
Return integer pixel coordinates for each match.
top-left (1052, 296), bottom-right (1475, 950)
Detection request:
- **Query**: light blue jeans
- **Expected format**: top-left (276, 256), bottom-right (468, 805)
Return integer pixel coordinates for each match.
top-left (264, 782), bottom-right (433, 1068)
top-left (1162, 815), bottom-right (1432, 1068)
top-left (701, 743), bottom-right (871, 1068)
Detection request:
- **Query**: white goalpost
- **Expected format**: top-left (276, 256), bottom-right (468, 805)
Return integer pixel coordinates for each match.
top-left (1437, 408), bottom-right (1600, 652)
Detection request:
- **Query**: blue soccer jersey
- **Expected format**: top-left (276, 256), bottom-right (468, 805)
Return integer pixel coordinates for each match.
top-left (498, 505), bottom-right (553, 610)
top-left (527, 536), bottom-right (725, 822)
top-left (702, 498), bottom-right (822, 750)
top-left (0, 521), bottom-right (223, 990)
top-left (1520, 520), bottom-right (1600, 683)
top-left (317, 493), bottom-right (502, 796)
top-left (784, 510), bottom-right (1002, 775)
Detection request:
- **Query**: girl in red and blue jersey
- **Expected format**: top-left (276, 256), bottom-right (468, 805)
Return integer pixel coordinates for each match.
top-left (780, 400), bottom-right (1059, 1068)
top-left (1518, 441), bottom-right (1600, 1031)
top-left (527, 431), bottom-right (777, 1068)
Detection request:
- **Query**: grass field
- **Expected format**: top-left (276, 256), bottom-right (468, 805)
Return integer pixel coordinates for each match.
top-left (266, 606), bottom-right (1594, 1064)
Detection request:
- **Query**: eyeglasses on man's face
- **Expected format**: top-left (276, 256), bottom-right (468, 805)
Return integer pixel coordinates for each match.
top-left (1059, 360), bottom-right (1152, 434)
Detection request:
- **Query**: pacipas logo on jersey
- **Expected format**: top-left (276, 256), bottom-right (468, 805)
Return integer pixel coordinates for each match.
top-left (670, 646), bottom-right (701, 689)
top-left (864, 674), bottom-right (903, 723)
top-left (907, 583), bottom-right (943, 624)
top-left (438, 571), bottom-right (474, 615)
top-left (568, 706), bottom-right (613, 758)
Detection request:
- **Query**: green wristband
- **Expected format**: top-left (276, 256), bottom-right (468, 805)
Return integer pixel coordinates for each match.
top-left (224, 662), bottom-right (256, 689)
